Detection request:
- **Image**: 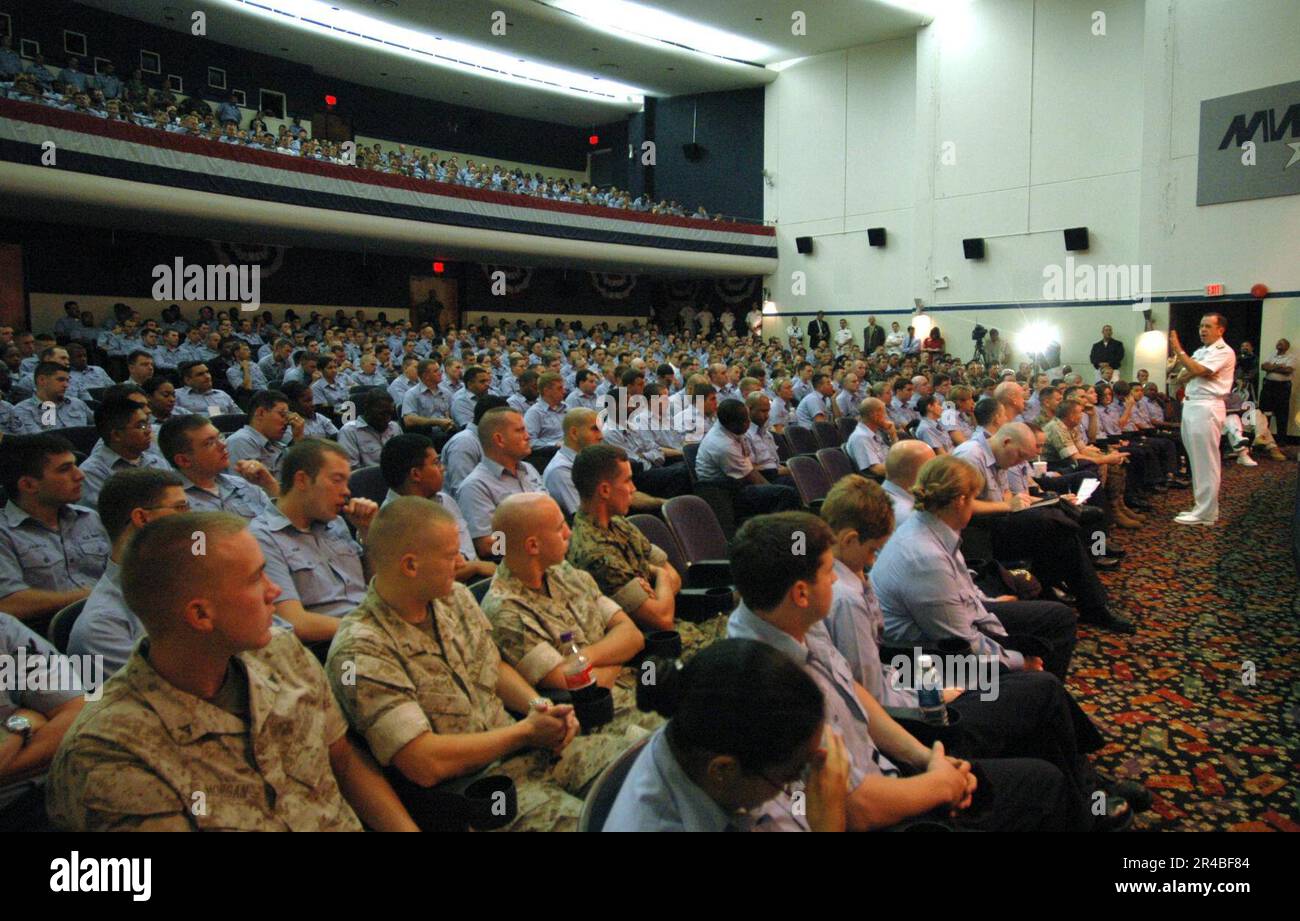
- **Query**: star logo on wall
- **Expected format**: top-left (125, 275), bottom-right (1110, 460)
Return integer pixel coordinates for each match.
top-left (1286, 141), bottom-right (1300, 169)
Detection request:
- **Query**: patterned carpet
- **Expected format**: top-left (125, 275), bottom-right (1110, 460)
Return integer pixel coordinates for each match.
top-left (1070, 450), bottom-right (1299, 831)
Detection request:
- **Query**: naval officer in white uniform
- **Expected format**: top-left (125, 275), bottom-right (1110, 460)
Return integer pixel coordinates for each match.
top-left (1168, 314), bottom-right (1235, 525)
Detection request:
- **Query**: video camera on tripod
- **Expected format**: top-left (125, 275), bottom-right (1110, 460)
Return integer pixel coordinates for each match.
top-left (971, 324), bottom-right (988, 363)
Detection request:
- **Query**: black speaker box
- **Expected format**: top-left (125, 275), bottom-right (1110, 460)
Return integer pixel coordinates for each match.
top-left (795, 236), bottom-right (814, 255)
top-left (682, 142), bottom-right (705, 162)
top-left (1064, 227), bottom-right (1089, 251)
top-left (867, 227), bottom-right (886, 247)
top-left (962, 238), bottom-right (985, 260)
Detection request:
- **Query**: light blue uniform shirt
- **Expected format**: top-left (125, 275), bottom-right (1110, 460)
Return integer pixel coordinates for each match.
top-left (177, 471), bottom-right (274, 520)
top-left (845, 422), bottom-right (887, 471)
top-left (225, 425), bottom-right (287, 479)
top-left (0, 613), bottom-right (83, 811)
top-left (303, 413), bottom-right (338, 440)
top-left (916, 418), bottom-right (954, 453)
top-left (696, 422), bottom-right (753, 481)
top-left (826, 557), bottom-right (916, 707)
top-left (250, 506), bottom-right (365, 617)
top-left (455, 457), bottom-right (543, 540)
top-left (563, 389), bottom-right (600, 412)
top-left (227, 361), bottom-right (268, 391)
top-left (602, 727), bottom-right (762, 832)
top-left (888, 396), bottom-right (919, 428)
top-left (870, 511), bottom-right (1025, 670)
top-left (450, 388), bottom-right (479, 426)
top-left (400, 384), bottom-right (451, 421)
top-left (952, 437), bottom-right (1009, 502)
top-left (441, 425), bottom-right (481, 498)
top-left (0, 501), bottom-right (109, 598)
top-left (311, 376), bottom-right (350, 408)
top-left (77, 443), bottom-right (173, 510)
top-left (69, 365), bottom-right (114, 395)
top-left (174, 386), bottom-right (239, 416)
top-left (542, 446), bottom-right (579, 516)
top-left (10, 395), bottom-right (93, 433)
top-left (387, 376), bottom-right (417, 405)
top-left (337, 419), bottom-right (401, 470)
top-left (727, 603), bottom-right (890, 832)
top-left (67, 559), bottom-right (139, 681)
top-left (523, 400), bottom-right (566, 448)
top-left (882, 479), bottom-right (915, 524)
top-left (795, 392), bottom-right (832, 427)
top-left (746, 422), bottom-right (781, 471)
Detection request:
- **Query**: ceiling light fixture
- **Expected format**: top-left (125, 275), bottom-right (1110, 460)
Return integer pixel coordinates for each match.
top-left (213, 0), bottom-right (645, 104)
top-left (543, 0), bottom-right (772, 63)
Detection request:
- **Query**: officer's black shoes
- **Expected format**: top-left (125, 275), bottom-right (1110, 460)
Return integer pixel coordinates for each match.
top-left (1083, 611), bottom-right (1137, 634)
top-left (1092, 556), bottom-right (1121, 571)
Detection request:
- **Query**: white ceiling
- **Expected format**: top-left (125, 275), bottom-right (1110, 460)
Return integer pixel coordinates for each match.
top-left (76, 0), bottom-right (929, 125)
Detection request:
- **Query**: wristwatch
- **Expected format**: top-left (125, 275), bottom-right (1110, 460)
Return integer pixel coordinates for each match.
top-left (4, 714), bottom-right (33, 747)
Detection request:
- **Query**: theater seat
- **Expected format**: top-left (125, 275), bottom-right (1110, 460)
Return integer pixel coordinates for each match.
top-left (212, 413), bottom-right (249, 434)
top-left (628, 514), bottom-right (687, 574)
top-left (578, 734), bottom-right (651, 832)
top-left (816, 447), bottom-right (854, 485)
top-left (663, 495), bottom-right (732, 589)
top-left (784, 425), bottom-right (819, 456)
top-left (812, 420), bottom-right (840, 450)
top-left (525, 445), bottom-right (559, 474)
top-left (46, 599), bottom-right (87, 654)
top-left (59, 425), bottom-right (99, 457)
top-left (787, 455), bottom-right (832, 508)
top-left (349, 465), bottom-right (388, 505)
top-left (836, 416), bottom-right (857, 444)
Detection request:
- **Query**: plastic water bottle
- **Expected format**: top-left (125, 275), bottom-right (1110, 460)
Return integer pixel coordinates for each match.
top-left (917, 655), bottom-right (949, 726)
top-left (560, 632), bottom-right (594, 691)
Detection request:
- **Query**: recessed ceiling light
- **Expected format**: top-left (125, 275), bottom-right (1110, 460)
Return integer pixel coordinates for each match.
top-left (547, 0), bottom-right (772, 60)
top-left (380, 72), bottom-right (387, 76)
top-left (211, 0), bottom-right (645, 102)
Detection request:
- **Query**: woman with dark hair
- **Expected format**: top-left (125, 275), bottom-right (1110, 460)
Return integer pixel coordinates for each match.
top-left (914, 393), bottom-right (952, 454)
top-left (602, 639), bottom-right (848, 832)
top-left (142, 375), bottom-right (186, 426)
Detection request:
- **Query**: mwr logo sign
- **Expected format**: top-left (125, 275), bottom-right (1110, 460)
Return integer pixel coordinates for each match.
top-left (1198, 79), bottom-right (1300, 205)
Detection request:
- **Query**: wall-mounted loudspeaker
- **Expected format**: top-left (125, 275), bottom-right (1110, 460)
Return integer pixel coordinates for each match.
top-left (962, 238), bottom-right (985, 260)
top-left (682, 143), bottom-right (705, 162)
top-left (1064, 227), bottom-right (1089, 251)
top-left (795, 236), bottom-right (814, 255)
top-left (867, 227), bottom-right (886, 247)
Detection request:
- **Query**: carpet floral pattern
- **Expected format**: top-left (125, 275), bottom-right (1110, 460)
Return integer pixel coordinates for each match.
top-left (1070, 456), bottom-right (1299, 831)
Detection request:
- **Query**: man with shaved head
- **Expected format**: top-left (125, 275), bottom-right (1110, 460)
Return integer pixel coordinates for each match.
top-left (327, 497), bottom-right (625, 831)
top-left (954, 422), bottom-right (1135, 635)
top-left (883, 439), bottom-right (935, 522)
top-left (46, 512), bottom-right (416, 832)
top-left (482, 494), bottom-right (656, 733)
top-left (994, 379), bottom-right (1028, 423)
top-left (845, 397), bottom-right (894, 477)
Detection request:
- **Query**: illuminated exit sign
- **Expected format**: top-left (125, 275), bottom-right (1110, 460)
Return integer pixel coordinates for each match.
top-left (1205, 283), bottom-right (1225, 297)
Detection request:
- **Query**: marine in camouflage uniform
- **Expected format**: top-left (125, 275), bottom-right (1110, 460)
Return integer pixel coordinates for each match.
top-left (327, 581), bottom-right (634, 832)
top-left (46, 630), bottom-right (362, 832)
top-left (566, 509), bottom-right (727, 654)
top-left (482, 559), bottom-right (663, 738)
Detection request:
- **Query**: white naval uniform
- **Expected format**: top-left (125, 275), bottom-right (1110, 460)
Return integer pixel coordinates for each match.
top-left (1180, 337), bottom-right (1235, 523)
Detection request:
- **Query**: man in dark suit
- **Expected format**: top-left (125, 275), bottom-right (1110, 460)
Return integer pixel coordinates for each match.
top-left (808, 311), bottom-right (831, 349)
top-left (1089, 325), bottom-right (1125, 372)
top-left (863, 314), bottom-right (886, 353)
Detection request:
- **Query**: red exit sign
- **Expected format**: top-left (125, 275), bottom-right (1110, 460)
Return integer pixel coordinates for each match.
top-left (1205, 283), bottom-right (1225, 297)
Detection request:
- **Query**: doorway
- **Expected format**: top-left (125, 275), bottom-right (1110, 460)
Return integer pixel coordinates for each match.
top-left (311, 109), bottom-right (353, 144)
top-left (1169, 299), bottom-right (1261, 360)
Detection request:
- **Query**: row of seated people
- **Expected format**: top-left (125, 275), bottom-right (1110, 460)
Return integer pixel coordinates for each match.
top-left (0, 41), bottom-right (728, 221)
top-left (2, 416), bottom-right (1157, 830)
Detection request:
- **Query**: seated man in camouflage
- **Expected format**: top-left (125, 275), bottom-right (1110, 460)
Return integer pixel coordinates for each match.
top-left (45, 512), bottom-right (417, 832)
top-left (327, 497), bottom-right (628, 832)
top-left (566, 444), bottom-right (723, 653)
top-left (482, 494), bottom-right (655, 731)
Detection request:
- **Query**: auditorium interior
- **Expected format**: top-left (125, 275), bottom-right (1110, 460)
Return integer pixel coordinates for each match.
top-left (0, 0), bottom-right (1296, 838)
